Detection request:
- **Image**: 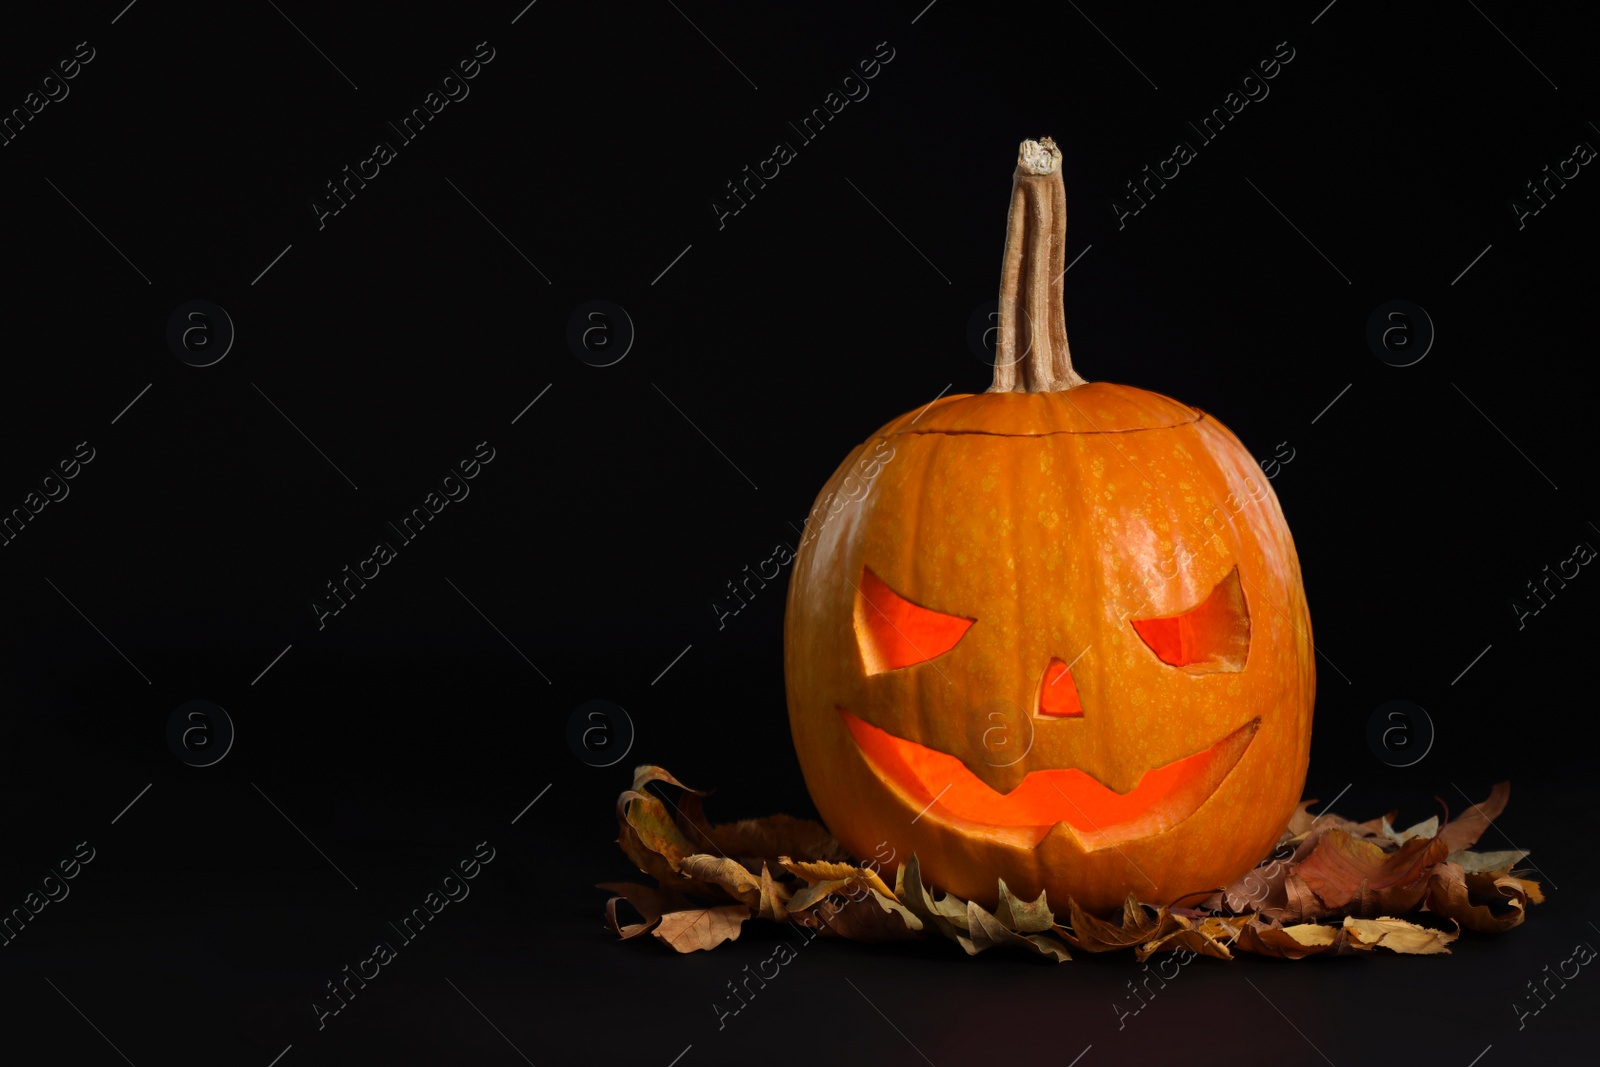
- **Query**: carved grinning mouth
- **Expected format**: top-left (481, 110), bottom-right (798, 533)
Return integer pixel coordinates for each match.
top-left (840, 710), bottom-right (1259, 850)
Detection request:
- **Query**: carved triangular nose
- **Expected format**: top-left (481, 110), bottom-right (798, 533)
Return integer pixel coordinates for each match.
top-left (1038, 657), bottom-right (1084, 717)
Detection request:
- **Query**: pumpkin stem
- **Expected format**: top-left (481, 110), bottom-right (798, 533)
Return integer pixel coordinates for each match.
top-left (988, 137), bottom-right (1088, 393)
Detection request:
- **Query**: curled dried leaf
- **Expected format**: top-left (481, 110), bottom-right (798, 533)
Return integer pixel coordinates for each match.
top-left (617, 788), bottom-right (706, 889)
top-left (1294, 830), bottom-right (1451, 916)
top-left (1288, 798), bottom-right (1393, 842)
top-left (1284, 799), bottom-right (1319, 837)
top-left (756, 863), bottom-right (791, 922)
top-left (1214, 825), bottom-right (1333, 915)
top-left (895, 854), bottom-right (966, 940)
top-left (961, 900), bottom-right (1070, 962)
top-left (597, 882), bottom-right (694, 940)
top-left (1234, 918), bottom-right (1338, 959)
top-left (797, 895), bottom-right (922, 944)
top-left (1424, 861), bottom-right (1539, 933)
top-left (1435, 781), bottom-right (1510, 853)
top-left (779, 857), bottom-right (897, 903)
top-left (629, 765), bottom-right (709, 796)
top-left (1447, 848), bottom-right (1530, 873)
top-left (679, 854), bottom-right (763, 908)
top-left (1137, 915), bottom-right (1250, 961)
top-left (1487, 870), bottom-right (1544, 906)
top-left (1383, 815), bottom-right (1440, 845)
top-left (1058, 895), bottom-right (1177, 953)
top-left (710, 814), bottom-right (848, 866)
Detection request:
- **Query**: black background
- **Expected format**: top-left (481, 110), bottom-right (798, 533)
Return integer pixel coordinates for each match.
top-left (0, 1), bottom-right (1596, 1064)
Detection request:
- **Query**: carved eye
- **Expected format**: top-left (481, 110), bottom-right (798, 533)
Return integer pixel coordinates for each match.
top-left (1130, 566), bottom-right (1250, 673)
top-left (854, 568), bottom-right (974, 674)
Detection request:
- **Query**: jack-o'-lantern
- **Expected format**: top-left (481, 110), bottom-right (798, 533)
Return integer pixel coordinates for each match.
top-left (784, 138), bottom-right (1314, 914)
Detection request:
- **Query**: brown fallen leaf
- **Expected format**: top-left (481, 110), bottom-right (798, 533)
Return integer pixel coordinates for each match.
top-left (895, 853), bottom-right (968, 941)
top-left (1137, 914), bottom-right (1250, 961)
top-left (779, 857), bottom-right (897, 903)
top-left (1424, 861), bottom-right (1540, 933)
top-left (892, 855), bottom-right (1066, 958)
top-left (1435, 781), bottom-right (1510, 854)
top-left (679, 854), bottom-right (765, 909)
top-left (1211, 817), bottom-right (1339, 915)
top-left (1383, 815), bottom-right (1440, 845)
top-left (1480, 868), bottom-right (1544, 906)
top-left (616, 769), bottom-right (707, 889)
top-left (1293, 830), bottom-right (1451, 917)
top-left (597, 882), bottom-right (695, 940)
top-left (778, 856), bottom-right (922, 940)
top-left (710, 814), bottom-right (849, 866)
top-left (961, 899), bottom-right (1071, 962)
top-left (994, 880), bottom-right (1055, 934)
top-left (652, 905), bottom-right (749, 953)
top-left (1233, 915), bottom-right (1456, 957)
top-left (1057, 895), bottom-right (1179, 953)
top-left (1448, 848), bottom-right (1530, 873)
top-left (796, 888), bottom-right (924, 942)
top-left (660, 769), bottom-right (848, 869)
top-left (755, 863), bottom-right (791, 922)
top-left (1234, 917), bottom-right (1339, 959)
top-left (1283, 799), bottom-right (1319, 837)
top-left (1287, 798), bottom-right (1394, 842)
top-left (1280, 870), bottom-right (1322, 924)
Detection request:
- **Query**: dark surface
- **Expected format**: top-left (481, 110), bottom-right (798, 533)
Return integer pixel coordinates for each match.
top-left (0, 1), bottom-right (1596, 1063)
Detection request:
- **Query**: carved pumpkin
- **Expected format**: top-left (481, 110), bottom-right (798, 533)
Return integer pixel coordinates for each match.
top-left (784, 138), bottom-right (1314, 914)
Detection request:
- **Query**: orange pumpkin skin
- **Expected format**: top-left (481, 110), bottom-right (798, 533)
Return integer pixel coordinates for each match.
top-left (783, 383), bottom-right (1314, 913)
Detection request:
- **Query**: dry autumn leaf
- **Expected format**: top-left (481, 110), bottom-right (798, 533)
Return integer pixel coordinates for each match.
top-left (962, 900), bottom-right (1072, 962)
top-left (598, 882), bottom-right (694, 940)
top-left (994, 880), bottom-right (1055, 934)
top-left (711, 815), bottom-right (849, 866)
top-left (1449, 848), bottom-right (1530, 873)
top-left (895, 853), bottom-right (967, 941)
top-left (1436, 781), bottom-right (1511, 853)
top-left (800, 890), bottom-right (924, 943)
top-left (1424, 861), bottom-right (1542, 933)
top-left (1293, 831), bottom-right (1451, 916)
top-left (1057, 896), bottom-right (1179, 953)
top-left (1234, 918), bottom-right (1339, 959)
top-left (1343, 915), bottom-right (1458, 954)
top-left (678, 854), bottom-right (764, 908)
top-left (653, 905), bottom-right (748, 952)
top-left (1232, 915), bottom-right (1457, 958)
top-left (778, 855), bottom-right (923, 941)
top-left (780, 857), bottom-right (897, 903)
top-left (1138, 914), bottom-right (1251, 961)
top-left (755, 864), bottom-right (791, 922)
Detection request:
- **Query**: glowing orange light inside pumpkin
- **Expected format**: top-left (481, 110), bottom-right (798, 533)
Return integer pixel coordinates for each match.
top-left (841, 710), bottom-right (1259, 847)
top-left (1037, 657), bottom-right (1083, 717)
top-left (1130, 566), bottom-right (1251, 672)
top-left (853, 568), bottom-right (974, 674)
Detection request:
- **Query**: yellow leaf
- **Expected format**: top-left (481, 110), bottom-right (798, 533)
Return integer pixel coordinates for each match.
top-left (679, 854), bottom-right (762, 907)
top-left (1343, 915), bottom-right (1457, 954)
top-left (779, 857), bottom-right (896, 902)
top-left (1284, 923), bottom-right (1338, 947)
